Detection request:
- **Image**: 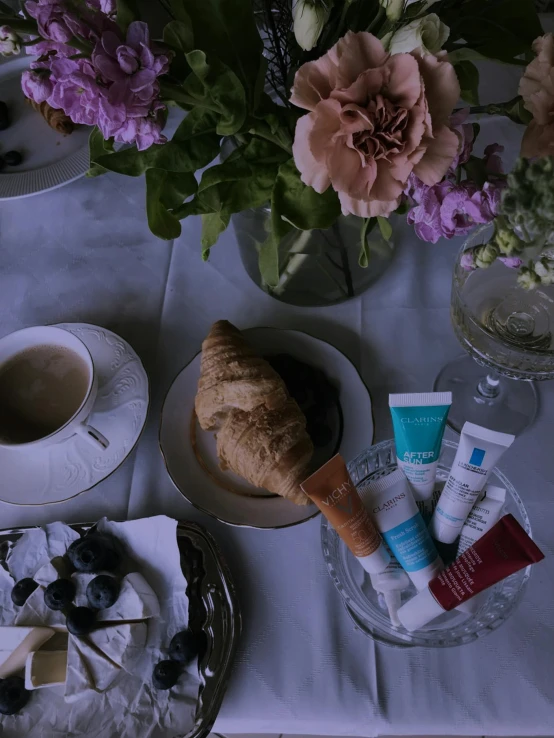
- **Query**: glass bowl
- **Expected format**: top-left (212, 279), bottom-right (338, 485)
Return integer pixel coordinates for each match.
top-left (321, 439), bottom-right (533, 648)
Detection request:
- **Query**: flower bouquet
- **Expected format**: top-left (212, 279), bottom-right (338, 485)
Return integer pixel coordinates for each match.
top-left (0, 0), bottom-right (552, 297)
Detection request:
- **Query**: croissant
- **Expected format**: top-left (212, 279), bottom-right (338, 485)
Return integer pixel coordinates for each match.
top-left (195, 321), bottom-right (313, 505)
top-left (27, 99), bottom-right (75, 135)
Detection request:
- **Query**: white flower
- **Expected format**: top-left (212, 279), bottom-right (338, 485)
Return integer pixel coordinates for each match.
top-left (517, 267), bottom-right (540, 290)
top-left (534, 258), bottom-right (554, 285)
top-left (383, 13), bottom-right (450, 56)
top-left (292, 0), bottom-right (331, 51)
top-left (0, 26), bottom-right (21, 57)
top-left (379, 0), bottom-right (404, 22)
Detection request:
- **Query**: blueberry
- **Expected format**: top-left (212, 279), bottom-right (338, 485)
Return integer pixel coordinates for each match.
top-left (152, 660), bottom-right (182, 690)
top-left (0, 676), bottom-right (30, 715)
top-left (66, 606), bottom-right (96, 636)
top-left (168, 629), bottom-right (205, 664)
top-left (86, 575), bottom-right (120, 610)
top-left (11, 578), bottom-right (38, 606)
top-left (4, 151), bottom-right (22, 166)
top-left (44, 579), bottom-right (75, 611)
top-left (66, 534), bottom-right (120, 573)
top-left (0, 101), bottom-right (9, 131)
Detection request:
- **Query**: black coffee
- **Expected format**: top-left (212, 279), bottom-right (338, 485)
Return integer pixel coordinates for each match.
top-left (0, 344), bottom-right (90, 444)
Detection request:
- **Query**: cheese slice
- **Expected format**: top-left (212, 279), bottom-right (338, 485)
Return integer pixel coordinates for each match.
top-left (33, 561), bottom-right (60, 587)
top-left (25, 650), bottom-right (67, 690)
top-left (87, 622), bottom-right (147, 669)
top-left (65, 636), bottom-right (120, 703)
top-left (100, 573), bottom-right (160, 621)
top-left (0, 626), bottom-right (55, 678)
top-left (14, 585), bottom-right (67, 630)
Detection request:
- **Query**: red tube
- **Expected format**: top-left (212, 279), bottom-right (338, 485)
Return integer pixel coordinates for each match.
top-left (430, 514), bottom-right (544, 611)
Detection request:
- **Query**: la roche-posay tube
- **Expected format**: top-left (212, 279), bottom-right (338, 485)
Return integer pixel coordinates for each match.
top-left (397, 514), bottom-right (545, 631)
top-left (455, 485), bottom-right (506, 615)
top-left (301, 455), bottom-right (390, 575)
top-left (429, 422), bottom-right (515, 544)
top-left (389, 392), bottom-right (452, 511)
top-left (359, 469), bottom-right (443, 591)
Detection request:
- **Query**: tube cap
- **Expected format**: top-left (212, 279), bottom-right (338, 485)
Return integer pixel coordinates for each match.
top-left (429, 514), bottom-right (460, 544)
top-left (358, 541), bottom-right (390, 575)
top-left (397, 587), bottom-right (445, 631)
top-left (383, 590), bottom-right (402, 627)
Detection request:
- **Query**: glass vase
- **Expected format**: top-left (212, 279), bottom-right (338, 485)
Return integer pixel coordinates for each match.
top-left (232, 207), bottom-right (395, 307)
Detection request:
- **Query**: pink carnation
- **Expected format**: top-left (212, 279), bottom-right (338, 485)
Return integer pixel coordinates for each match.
top-left (290, 31), bottom-right (460, 218)
top-left (519, 33), bottom-right (554, 158)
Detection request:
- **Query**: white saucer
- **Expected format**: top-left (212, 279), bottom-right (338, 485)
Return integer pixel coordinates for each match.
top-left (159, 327), bottom-right (374, 529)
top-left (0, 323), bottom-right (149, 506)
top-left (0, 56), bottom-right (90, 200)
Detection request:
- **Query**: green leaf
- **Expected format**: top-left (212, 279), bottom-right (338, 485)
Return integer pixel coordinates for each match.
top-left (95, 133), bottom-right (219, 177)
top-left (455, 60), bottom-right (480, 106)
top-left (170, 0), bottom-right (192, 22)
top-left (447, 46), bottom-right (491, 65)
top-left (271, 159), bottom-right (341, 231)
top-left (376, 216), bottom-right (392, 242)
top-left (163, 19), bottom-right (193, 54)
top-left (463, 156), bottom-right (488, 189)
top-left (172, 107), bottom-right (219, 141)
top-left (180, 0), bottom-right (263, 108)
top-left (87, 127), bottom-right (114, 178)
top-left (145, 169), bottom-right (198, 240)
top-left (201, 212), bottom-right (230, 259)
top-left (184, 50), bottom-right (247, 135)
top-left (359, 218), bottom-right (376, 268)
top-left (116, 0), bottom-right (138, 33)
top-left (443, 0), bottom-right (542, 65)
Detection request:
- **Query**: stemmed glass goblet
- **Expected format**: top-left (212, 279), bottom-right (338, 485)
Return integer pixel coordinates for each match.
top-left (435, 224), bottom-right (554, 435)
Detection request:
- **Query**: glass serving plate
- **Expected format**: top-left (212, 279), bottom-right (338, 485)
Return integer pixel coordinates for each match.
top-left (321, 440), bottom-right (532, 648)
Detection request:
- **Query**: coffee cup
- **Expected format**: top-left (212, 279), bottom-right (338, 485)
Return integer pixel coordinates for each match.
top-left (0, 326), bottom-right (109, 451)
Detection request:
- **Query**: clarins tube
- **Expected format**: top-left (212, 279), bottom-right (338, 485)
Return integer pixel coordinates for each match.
top-left (430, 422), bottom-right (515, 544)
top-left (370, 549), bottom-right (410, 627)
top-left (397, 514), bottom-right (544, 631)
top-left (456, 485), bottom-right (506, 615)
top-left (359, 469), bottom-right (443, 590)
top-left (389, 392), bottom-right (452, 511)
top-left (301, 455), bottom-right (390, 574)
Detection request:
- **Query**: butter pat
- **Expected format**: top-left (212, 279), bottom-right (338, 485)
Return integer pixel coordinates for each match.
top-left (0, 626), bottom-right (55, 678)
top-left (25, 650), bottom-right (67, 690)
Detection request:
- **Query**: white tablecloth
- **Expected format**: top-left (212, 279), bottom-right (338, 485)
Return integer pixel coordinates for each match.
top-left (1, 58), bottom-right (554, 737)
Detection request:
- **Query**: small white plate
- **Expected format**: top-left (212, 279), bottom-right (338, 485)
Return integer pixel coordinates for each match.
top-left (0, 323), bottom-right (149, 506)
top-left (0, 55), bottom-right (90, 200)
top-left (160, 327), bottom-right (374, 529)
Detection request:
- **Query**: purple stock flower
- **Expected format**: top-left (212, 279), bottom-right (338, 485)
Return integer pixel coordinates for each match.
top-left (483, 143), bottom-right (505, 175)
top-left (48, 57), bottom-right (108, 126)
top-left (21, 69), bottom-right (53, 103)
top-left (450, 109), bottom-right (475, 169)
top-left (87, 0), bottom-right (116, 13)
top-left (26, 0), bottom-right (77, 43)
top-left (499, 255), bottom-right (524, 269)
top-left (406, 175), bottom-right (504, 244)
top-left (460, 250), bottom-right (477, 271)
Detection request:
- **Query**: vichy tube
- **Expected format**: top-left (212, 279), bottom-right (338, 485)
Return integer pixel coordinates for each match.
top-left (429, 422), bottom-right (515, 544)
top-left (359, 469), bottom-right (443, 590)
top-left (389, 392), bottom-right (452, 513)
top-left (397, 514), bottom-right (545, 631)
top-left (456, 485), bottom-right (506, 615)
top-left (369, 548), bottom-right (410, 627)
top-left (301, 455), bottom-right (390, 575)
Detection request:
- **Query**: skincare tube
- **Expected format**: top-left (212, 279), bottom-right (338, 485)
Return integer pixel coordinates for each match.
top-left (429, 422), bottom-right (515, 544)
top-left (370, 552), bottom-right (410, 627)
top-left (301, 455), bottom-right (390, 575)
top-left (397, 514), bottom-right (544, 631)
top-left (389, 392), bottom-right (452, 512)
top-left (359, 469), bottom-right (443, 590)
top-left (456, 485), bottom-right (506, 615)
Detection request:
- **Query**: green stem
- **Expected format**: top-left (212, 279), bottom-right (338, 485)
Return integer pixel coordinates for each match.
top-left (0, 17), bottom-right (37, 34)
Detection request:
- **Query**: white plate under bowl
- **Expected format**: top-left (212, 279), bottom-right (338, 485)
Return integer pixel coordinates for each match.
top-left (0, 323), bottom-right (149, 505)
top-left (0, 55), bottom-right (90, 200)
top-left (160, 327), bottom-right (374, 529)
